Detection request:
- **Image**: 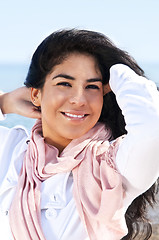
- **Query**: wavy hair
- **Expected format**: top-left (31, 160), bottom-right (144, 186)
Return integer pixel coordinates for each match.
top-left (24, 29), bottom-right (159, 239)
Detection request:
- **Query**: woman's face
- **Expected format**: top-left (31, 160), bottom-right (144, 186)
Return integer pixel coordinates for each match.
top-left (32, 53), bottom-right (104, 152)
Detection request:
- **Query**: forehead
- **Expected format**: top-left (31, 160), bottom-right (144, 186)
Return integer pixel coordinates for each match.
top-left (51, 52), bottom-right (102, 77)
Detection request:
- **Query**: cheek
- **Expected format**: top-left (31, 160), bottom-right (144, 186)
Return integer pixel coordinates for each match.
top-left (41, 91), bottom-right (68, 115)
top-left (91, 95), bottom-right (103, 115)
top-left (42, 88), bottom-right (64, 105)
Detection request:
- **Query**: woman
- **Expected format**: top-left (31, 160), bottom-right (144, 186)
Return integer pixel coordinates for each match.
top-left (0, 29), bottom-right (159, 240)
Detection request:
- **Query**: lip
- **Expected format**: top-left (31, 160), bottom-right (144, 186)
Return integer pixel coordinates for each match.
top-left (61, 111), bottom-right (89, 121)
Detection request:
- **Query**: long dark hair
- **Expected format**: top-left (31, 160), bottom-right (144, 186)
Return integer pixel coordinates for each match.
top-left (24, 29), bottom-right (159, 239)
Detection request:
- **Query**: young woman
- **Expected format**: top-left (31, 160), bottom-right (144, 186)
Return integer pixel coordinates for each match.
top-left (0, 29), bottom-right (159, 240)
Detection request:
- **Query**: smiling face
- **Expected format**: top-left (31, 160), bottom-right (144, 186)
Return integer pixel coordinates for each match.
top-left (31, 52), bottom-right (104, 152)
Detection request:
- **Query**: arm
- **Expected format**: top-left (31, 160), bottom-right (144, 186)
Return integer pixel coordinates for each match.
top-left (108, 64), bottom-right (159, 204)
top-left (0, 87), bottom-right (41, 119)
top-left (0, 88), bottom-right (33, 182)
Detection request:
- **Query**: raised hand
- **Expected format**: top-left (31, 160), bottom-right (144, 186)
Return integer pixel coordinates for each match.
top-left (0, 87), bottom-right (41, 119)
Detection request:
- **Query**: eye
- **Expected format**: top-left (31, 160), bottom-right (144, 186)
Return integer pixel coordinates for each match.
top-left (56, 82), bottom-right (72, 87)
top-left (86, 84), bottom-right (100, 90)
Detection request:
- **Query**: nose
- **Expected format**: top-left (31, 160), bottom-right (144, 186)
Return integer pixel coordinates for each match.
top-left (69, 88), bottom-right (87, 106)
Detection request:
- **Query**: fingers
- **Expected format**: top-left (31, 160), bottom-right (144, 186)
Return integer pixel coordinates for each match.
top-left (31, 106), bottom-right (42, 119)
top-left (16, 100), bottom-right (41, 119)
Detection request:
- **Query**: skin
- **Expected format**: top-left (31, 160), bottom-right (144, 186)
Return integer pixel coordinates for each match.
top-left (31, 53), bottom-right (107, 153)
top-left (0, 52), bottom-right (111, 154)
top-left (0, 87), bottom-right (41, 119)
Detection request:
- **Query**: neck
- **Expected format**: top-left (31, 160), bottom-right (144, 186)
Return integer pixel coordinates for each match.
top-left (44, 136), bottom-right (72, 155)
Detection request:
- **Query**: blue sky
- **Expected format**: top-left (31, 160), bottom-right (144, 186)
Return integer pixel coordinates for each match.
top-left (0, 0), bottom-right (159, 64)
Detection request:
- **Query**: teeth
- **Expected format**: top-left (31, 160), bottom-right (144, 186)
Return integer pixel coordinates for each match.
top-left (64, 113), bottom-right (85, 118)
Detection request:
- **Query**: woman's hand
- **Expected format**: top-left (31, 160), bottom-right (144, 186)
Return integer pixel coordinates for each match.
top-left (0, 87), bottom-right (41, 119)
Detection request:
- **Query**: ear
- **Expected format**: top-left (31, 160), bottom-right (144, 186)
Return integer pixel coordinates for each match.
top-left (30, 88), bottom-right (41, 107)
top-left (103, 83), bottom-right (112, 96)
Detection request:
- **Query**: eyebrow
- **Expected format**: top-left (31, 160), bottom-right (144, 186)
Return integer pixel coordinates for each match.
top-left (52, 74), bottom-right (102, 83)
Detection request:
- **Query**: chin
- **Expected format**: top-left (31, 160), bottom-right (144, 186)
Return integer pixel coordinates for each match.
top-left (65, 130), bottom-right (90, 140)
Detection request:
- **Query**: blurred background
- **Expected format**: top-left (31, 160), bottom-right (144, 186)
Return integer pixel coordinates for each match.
top-left (0, 0), bottom-right (159, 129)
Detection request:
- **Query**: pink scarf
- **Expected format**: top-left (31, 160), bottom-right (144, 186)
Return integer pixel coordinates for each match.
top-left (9, 120), bottom-right (127, 240)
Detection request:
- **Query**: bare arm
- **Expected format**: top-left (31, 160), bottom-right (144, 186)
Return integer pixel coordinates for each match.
top-left (0, 87), bottom-right (41, 119)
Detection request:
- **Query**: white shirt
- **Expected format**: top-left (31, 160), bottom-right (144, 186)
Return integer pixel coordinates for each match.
top-left (0, 64), bottom-right (159, 239)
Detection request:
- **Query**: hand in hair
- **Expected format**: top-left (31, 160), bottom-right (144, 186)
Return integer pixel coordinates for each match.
top-left (0, 87), bottom-right (41, 119)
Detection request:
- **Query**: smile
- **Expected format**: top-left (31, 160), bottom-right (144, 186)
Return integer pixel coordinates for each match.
top-left (61, 112), bottom-right (89, 120)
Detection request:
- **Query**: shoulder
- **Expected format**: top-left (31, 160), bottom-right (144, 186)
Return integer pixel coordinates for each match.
top-left (0, 124), bottom-right (29, 148)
